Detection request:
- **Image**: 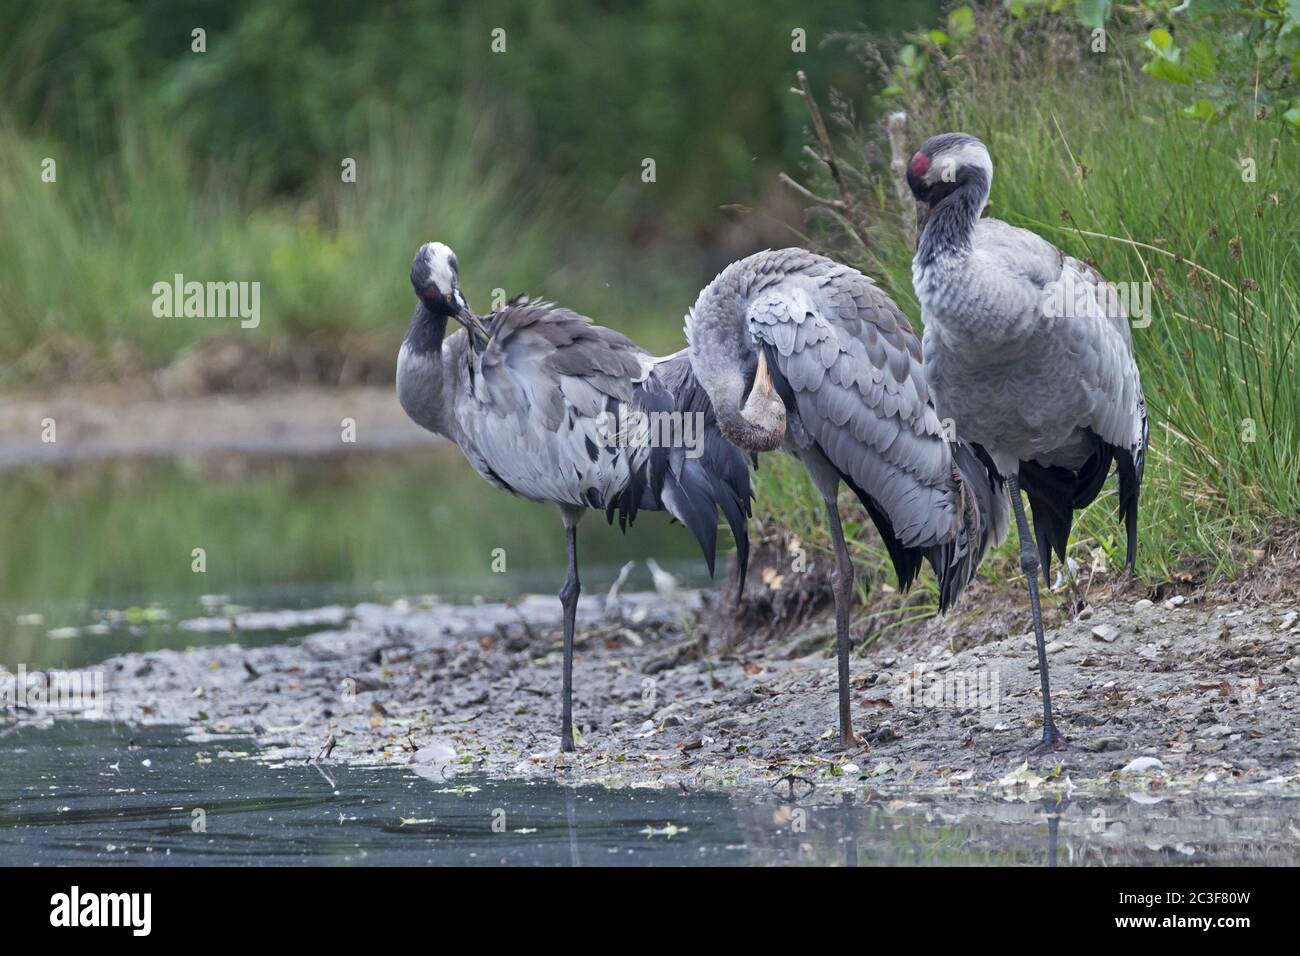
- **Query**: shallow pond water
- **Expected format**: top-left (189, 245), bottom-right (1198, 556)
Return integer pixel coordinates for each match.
top-left (0, 451), bottom-right (713, 670)
top-left (4, 454), bottom-right (1299, 867)
top-left (3, 722), bottom-right (1298, 866)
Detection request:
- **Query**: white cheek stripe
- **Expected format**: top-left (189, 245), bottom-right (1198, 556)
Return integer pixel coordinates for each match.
top-left (929, 142), bottom-right (993, 187)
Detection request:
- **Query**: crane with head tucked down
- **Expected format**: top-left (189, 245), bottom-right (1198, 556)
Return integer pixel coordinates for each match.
top-left (906, 132), bottom-right (1147, 754)
top-left (396, 242), bottom-right (753, 752)
top-left (686, 248), bottom-right (1009, 749)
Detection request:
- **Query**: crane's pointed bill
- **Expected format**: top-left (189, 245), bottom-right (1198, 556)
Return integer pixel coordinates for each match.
top-left (753, 350), bottom-right (775, 398)
top-left (451, 295), bottom-right (489, 344)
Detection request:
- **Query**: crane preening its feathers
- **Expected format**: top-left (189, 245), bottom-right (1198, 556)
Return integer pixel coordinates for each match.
top-left (397, 242), bottom-right (752, 752)
top-left (686, 248), bottom-right (1009, 748)
top-left (908, 132), bottom-right (1148, 754)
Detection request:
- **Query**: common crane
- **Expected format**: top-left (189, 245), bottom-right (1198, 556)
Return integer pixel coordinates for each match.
top-left (907, 132), bottom-right (1148, 754)
top-left (397, 242), bottom-right (753, 752)
top-left (686, 248), bottom-right (1008, 748)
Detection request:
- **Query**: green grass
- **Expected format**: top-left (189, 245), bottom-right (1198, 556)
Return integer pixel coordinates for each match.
top-left (0, 108), bottom-right (697, 387)
top-left (764, 10), bottom-right (1299, 591)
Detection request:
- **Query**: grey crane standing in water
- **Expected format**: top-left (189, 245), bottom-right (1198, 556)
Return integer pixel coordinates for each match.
top-left (686, 248), bottom-right (1009, 749)
top-left (396, 242), bottom-right (752, 752)
top-left (907, 133), bottom-right (1148, 753)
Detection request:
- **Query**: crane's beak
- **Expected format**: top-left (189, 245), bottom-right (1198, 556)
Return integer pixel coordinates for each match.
top-left (752, 350), bottom-right (776, 399)
top-left (450, 292), bottom-right (490, 346)
top-left (915, 199), bottom-right (932, 237)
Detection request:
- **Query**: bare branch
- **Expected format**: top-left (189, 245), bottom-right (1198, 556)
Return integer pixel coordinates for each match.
top-left (790, 70), bottom-right (871, 253)
top-left (778, 172), bottom-right (847, 210)
top-left (885, 111), bottom-right (919, 249)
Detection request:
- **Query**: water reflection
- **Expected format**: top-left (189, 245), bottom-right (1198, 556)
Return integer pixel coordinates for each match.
top-left (3, 723), bottom-right (1297, 866)
top-left (0, 450), bottom-right (718, 669)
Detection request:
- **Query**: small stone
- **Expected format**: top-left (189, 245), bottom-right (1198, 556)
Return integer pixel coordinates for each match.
top-left (1091, 624), bottom-right (1119, 643)
top-left (1280, 611), bottom-right (1298, 631)
top-left (1133, 599), bottom-right (1154, 612)
top-left (872, 722), bottom-right (900, 744)
top-left (1164, 595), bottom-right (1187, 609)
top-left (1083, 736), bottom-right (1126, 753)
top-left (1283, 656), bottom-right (1300, 673)
top-left (1077, 605), bottom-right (1095, 620)
top-left (1120, 756), bottom-right (1164, 774)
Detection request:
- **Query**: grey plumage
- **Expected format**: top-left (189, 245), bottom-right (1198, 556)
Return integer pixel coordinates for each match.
top-left (908, 132), bottom-right (1147, 752)
top-left (401, 295), bottom-right (751, 576)
top-left (908, 135), bottom-right (1147, 574)
top-left (397, 243), bottom-right (752, 751)
top-left (687, 247), bottom-right (1007, 604)
top-left (686, 247), bottom-right (1008, 747)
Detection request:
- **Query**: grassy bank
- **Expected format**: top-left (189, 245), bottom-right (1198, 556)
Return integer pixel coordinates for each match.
top-left (762, 4), bottom-right (1298, 595)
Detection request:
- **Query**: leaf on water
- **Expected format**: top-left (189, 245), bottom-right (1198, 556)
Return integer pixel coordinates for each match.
top-left (641, 823), bottom-right (687, 839)
top-left (997, 761), bottom-right (1044, 788)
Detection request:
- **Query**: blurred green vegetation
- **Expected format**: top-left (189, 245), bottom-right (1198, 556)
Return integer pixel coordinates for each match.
top-left (1, 0), bottom-right (940, 231)
top-left (0, 0), bottom-right (943, 384)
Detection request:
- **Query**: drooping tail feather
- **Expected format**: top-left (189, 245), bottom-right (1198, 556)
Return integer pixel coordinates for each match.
top-left (604, 351), bottom-right (753, 594)
top-left (840, 440), bottom-right (1006, 612)
top-left (927, 441), bottom-right (1010, 612)
top-left (1014, 447), bottom-right (1147, 583)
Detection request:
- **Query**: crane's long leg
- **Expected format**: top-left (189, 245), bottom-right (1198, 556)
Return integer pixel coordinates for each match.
top-left (1007, 474), bottom-right (1067, 754)
top-left (823, 496), bottom-right (859, 749)
top-left (559, 521), bottom-right (581, 753)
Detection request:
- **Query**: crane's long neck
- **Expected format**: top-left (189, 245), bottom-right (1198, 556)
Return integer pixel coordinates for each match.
top-left (916, 169), bottom-right (988, 271)
top-left (686, 266), bottom-right (786, 452)
top-left (397, 302), bottom-right (460, 440)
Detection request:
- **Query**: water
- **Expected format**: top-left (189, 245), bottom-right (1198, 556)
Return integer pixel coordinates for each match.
top-left (4, 453), bottom-right (1299, 866)
top-left (0, 451), bottom-right (712, 670)
top-left (4, 722), bottom-right (1298, 866)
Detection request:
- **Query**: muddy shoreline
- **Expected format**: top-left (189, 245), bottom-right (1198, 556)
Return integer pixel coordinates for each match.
top-left (0, 385), bottom-right (437, 470)
top-left (62, 585), bottom-right (1300, 800)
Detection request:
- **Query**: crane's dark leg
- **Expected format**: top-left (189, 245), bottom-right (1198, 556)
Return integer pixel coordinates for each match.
top-left (559, 519), bottom-right (581, 753)
top-left (823, 496), bottom-right (859, 749)
top-left (1007, 474), bottom-right (1067, 754)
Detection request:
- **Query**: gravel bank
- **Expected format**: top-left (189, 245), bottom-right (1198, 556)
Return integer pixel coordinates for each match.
top-left (79, 588), bottom-right (1300, 799)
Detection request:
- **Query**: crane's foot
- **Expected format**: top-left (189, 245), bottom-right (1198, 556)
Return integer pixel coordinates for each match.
top-left (1027, 724), bottom-right (1069, 756)
top-left (560, 729), bottom-right (575, 753)
top-left (840, 726), bottom-right (859, 750)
